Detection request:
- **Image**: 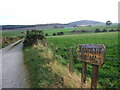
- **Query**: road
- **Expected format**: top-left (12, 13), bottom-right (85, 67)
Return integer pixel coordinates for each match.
top-left (0, 40), bottom-right (30, 88)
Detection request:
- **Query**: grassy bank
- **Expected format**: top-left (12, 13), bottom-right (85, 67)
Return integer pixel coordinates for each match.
top-left (0, 36), bottom-right (23, 49)
top-left (23, 44), bottom-right (65, 88)
top-left (23, 42), bottom-right (91, 88)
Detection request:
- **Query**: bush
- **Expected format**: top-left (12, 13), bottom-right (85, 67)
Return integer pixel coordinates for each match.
top-left (102, 29), bottom-right (107, 32)
top-left (95, 29), bottom-right (101, 33)
top-left (45, 33), bottom-right (49, 36)
top-left (109, 29), bottom-right (115, 32)
top-left (117, 29), bottom-right (120, 32)
top-left (60, 32), bottom-right (64, 35)
top-left (53, 33), bottom-right (56, 36)
top-left (115, 29), bottom-right (120, 32)
top-left (57, 32), bottom-right (64, 35)
top-left (23, 30), bottom-right (45, 47)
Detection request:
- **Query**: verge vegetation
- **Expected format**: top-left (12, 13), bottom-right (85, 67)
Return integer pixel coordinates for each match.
top-left (1, 36), bottom-right (23, 49)
top-left (23, 30), bottom-right (91, 88)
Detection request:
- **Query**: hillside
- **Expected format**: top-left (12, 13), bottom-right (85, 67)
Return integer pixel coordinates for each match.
top-left (68, 20), bottom-right (104, 26)
top-left (1, 20), bottom-right (105, 31)
top-left (1, 24), bottom-right (70, 31)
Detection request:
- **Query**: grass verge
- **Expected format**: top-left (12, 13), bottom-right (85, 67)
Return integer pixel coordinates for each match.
top-left (23, 44), bottom-right (65, 88)
top-left (1, 36), bottom-right (23, 49)
top-left (23, 41), bottom-right (91, 88)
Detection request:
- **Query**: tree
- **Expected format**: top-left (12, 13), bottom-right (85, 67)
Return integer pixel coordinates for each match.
top-left (53, 33), bottom-right (56, 36)
top-left (45, 33), bottom-right (48, 36)
top-left (106, 20), bottom-right (112, 26)
top-left (57, 32), bottom-right (60, 35)
top-left (109, 29), bottom-right (115, 32)
top-left (102, 29), bottom-right (107, 32)
top-left (60, 32), bottom-right (64, 35)
top-left (57, 32), bottom-right (64, 35)
top-left (116, 29), bottom-right (120, 32)
top-left (95, 29), bottom-right (101, 33)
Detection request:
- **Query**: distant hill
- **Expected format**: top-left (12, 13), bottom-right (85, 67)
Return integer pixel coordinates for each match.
top-left (1, 24), bottom-right (70, 31)
top-left (68, 20), bottom-right (105, 26)
top-left (1, 20), bottom-right (107, 31)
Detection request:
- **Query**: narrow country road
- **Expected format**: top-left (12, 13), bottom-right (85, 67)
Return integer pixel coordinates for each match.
top-left (1, 40), bottom-right (30, 88)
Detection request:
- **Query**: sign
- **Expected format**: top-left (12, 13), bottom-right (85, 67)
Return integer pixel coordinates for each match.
top-left (77, 44), bottom-right (105, 66)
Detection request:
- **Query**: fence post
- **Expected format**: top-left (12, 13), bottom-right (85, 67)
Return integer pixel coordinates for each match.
top-left (69, 47), bottom-right (74, 73)
top-left (91, 65), bottom-right (99, 89)
top-left (81, 62), bottom-right (87, 88)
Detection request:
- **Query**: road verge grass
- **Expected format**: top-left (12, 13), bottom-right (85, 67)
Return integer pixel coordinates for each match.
top-left (1, 36), bottom-right (23, 49)
top-left (23, 41), bottom-right (91, 88)
top-left (23, 44), bottom-right (65, 88)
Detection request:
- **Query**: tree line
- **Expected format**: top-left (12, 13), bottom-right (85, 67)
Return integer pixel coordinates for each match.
top-left (95, 28), bottom-right (120, 33)
top-left (45, 32), bottom-right (64, 36)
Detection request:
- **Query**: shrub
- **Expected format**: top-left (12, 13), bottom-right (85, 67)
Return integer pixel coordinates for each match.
top-left (117, 29), bottom-right (120, 32)
top-left (53, 33), bottom-right (56, 36)
top-left (23, 30), bottom-right (45, 47)
top-left (57, 32), bottom-right (60, 35)
top-left (57, 32), bottom-right (64, 35)
top-left (95, 29), bottom-right (101, 33)
top-left (45, 33), bottom-right (49, 36)
top-left (102, 29), bottom-right (107, 32)
top-left (60, 32), bottom-right (64, 35)
top-left (109, 29), bottom-right (115, 32)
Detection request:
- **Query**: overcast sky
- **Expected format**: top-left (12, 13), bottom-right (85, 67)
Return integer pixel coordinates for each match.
top-left (0, 0), bottom-right (119, 25)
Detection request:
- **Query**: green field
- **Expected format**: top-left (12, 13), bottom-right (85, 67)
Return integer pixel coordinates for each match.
top-left (1, 25), bottom-right (120, 88)
top-left (0, 30), bottom-right (26, 37)
top-left (43, 25), bottom-right (118, 35)
top-left (47, 32), bottom-right (120, 88)
top-left (1, 25), bottom-right (118, 37)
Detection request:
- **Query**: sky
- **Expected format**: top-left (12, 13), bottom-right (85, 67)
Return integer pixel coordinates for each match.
top-left (0, 0), bottom-right (119, 25)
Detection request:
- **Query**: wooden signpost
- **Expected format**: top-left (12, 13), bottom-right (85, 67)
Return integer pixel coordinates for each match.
top-left (77, 44), bottom-right (106, 89)
top-left (69, 47), bottom-right (74, 73)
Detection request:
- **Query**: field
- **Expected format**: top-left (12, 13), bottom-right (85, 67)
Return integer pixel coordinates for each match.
top-left (0, 30), bottom-right (24, 49)
top-left (1, 24), bottom-right (118, 37)
top-left (43, 25), bottom-right (118, 35)
top-left (1, 25), bottom-right (119, 88)
top-left (0, 30), bottom-right (26, 37)
top-left (47, 32), bottom-right (120, 88)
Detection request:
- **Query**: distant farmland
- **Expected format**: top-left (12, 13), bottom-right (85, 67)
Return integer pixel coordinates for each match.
top-left (1, 24), bottom-right (118, 37)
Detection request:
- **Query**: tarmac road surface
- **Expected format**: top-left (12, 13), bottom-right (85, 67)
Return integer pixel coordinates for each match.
top-left (1, 40), bottom-right (30, 88)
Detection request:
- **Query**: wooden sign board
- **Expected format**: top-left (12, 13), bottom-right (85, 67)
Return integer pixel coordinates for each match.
top-left (77, 44), bottom-right (105, 66)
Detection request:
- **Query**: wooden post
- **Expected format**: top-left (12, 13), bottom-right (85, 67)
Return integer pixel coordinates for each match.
top-left (91, 65), bottom-right (99, 89)
top-left (77, 44), bottom-right (105, 89)
top-left (81, 62), bottom-right (87, 88)
top-left (69, 47), bottom-right (74, 73)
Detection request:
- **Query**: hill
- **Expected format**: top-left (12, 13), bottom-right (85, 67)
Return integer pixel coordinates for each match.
top-left (1, 20), bottom-right (109, 31)
top-left (68, 20), bottom-right (104, 26)
top-left (1, 24), bottom-right (70, 31)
